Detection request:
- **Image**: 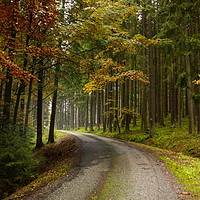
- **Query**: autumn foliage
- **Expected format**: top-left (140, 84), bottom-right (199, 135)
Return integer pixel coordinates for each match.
top-left (0, 0), bottom-right (59, 81)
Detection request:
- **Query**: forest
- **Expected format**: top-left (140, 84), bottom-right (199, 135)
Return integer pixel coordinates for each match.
top-left (0, 0), bottom-right (200, 198)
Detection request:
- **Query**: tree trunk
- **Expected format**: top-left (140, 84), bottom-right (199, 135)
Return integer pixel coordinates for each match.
top-left (103, 86), bottom-right (107, 132)
top-left (121, 81), bottom-right (125, 127)
top-left (25, 78), bottom-right (33, 127)
top-left (3, 71), bottom-right (13, 123)
top-left (85, 94), bottom-right (89, 131)
top-left (96, 90), bottom-right (101, 130)
top-left (125, 79), bottom-right (130, 132)
top-left (108, 83), bottom-right (113, 133)
top-left (185, 55), bottom-right (195, 134)
top-left (36, 62), bottom-right (44, 148)
top-left (48, 67), bottom-right (59, 143)
top-left (13, 82), bottom-right (23, 124)
top-left (70, 96), bottom-right (75, 130)
top-left (89, 92), bottom-right (94, 131)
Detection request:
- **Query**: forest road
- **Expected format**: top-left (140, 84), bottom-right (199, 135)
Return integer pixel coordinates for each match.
top-left (41, 131), bottom-right (182, 200)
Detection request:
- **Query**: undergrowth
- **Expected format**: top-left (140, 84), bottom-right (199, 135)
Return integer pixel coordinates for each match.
top-left (0, 124), bottom-right (38, 199)
top-left (4, 130), bottom-right (79, 200)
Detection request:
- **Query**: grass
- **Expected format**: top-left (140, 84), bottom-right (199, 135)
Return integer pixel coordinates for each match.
top-left (78, 117), bottom-right (200, 199)
top-left (79, 117), bottom-right (200, 158)
top-left (160, 153), bottom-right (200, 199)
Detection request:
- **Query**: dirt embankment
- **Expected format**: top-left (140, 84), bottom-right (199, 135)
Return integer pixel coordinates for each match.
top-left (5, 134), bottom-right (81, 200)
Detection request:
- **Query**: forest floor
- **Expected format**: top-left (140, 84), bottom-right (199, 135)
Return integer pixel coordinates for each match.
top-left (4, 128), bottom-right (200, 200)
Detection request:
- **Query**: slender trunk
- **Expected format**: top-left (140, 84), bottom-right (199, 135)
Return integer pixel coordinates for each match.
top-left (13, 82), bottom-right (23, 124)
top-left (0, 79), bottom-right (4, 117)
top-left (103, 86), bottom-right (107, 132)
top-left (141, 48), bottom-right (148, 130)
top-left (125, 79), bottom-right (130, 132)
top-left (25, 78), bottom-right (33, 127)
top-left (185, 55), bottom-right (195, 134)
top-left (85, 95), bottom-right (89, 131)
top-left (3, 71), bottom-right (13, 123)
top-left (70, 97), bottom-right (75, 130)
top-left (132, 54), bottom-right (137, 126)
top-left (48, 67), bottom-right (59, 143)
top-left (197, 96), bottom-right (200, 135)
top-left (96, 90), bottom-right (101, 130)
top-left (170, 72), bottom-right (175, 127)
top-left (149, 41), bottom-right (156, 137)
top-left (114, 81), bottom-right (120, 133)
top-left (177, 57), bottom-right (182, 128)
top-left (89, 92), bottom-right (94, 131)
top-left (3, 30), bottom-right (16, 124)
top-left (148, 9), bottom-right (155, 137)
top-left (121, 81), bottom-right (125, 127)
top-left (108, 83), bottom-right (113, 133)
top-left (36, 63), bottom-right (44, 148)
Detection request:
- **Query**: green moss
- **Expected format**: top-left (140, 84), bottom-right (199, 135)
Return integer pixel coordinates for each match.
top-left (91, 152), bottom-right (126, 200)
top-left (160, 154), bottom-right (200, 199)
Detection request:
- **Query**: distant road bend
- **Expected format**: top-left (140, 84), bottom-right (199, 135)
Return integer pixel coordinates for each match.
top-left (30, 131), bottom-right (183, 200)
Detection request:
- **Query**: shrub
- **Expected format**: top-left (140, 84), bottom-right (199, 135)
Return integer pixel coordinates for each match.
top-left (0, 124), bottom-right (38, 199)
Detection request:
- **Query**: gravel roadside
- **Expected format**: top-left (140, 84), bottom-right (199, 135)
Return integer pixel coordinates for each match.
top-left (27, 131), bottom-right (189, 200)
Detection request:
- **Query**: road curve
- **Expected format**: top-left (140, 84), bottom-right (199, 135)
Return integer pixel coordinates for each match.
top-left (37, 131), bottom-right (182, 200)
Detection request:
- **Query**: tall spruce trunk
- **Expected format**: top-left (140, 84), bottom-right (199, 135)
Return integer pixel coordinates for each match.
top-left (185, 55), bottom-right (195, 134)
top-left (114, 81), bottom-right (120, 133)
top-left (149, 45), bottom-right (156, 137)
top-left (125, 79), bottom-right (130, 132)
top-left (85, 95), bottom-right (89, 131)
top-left (141, 48), bottom-right (148, 131)
top-left (108, 83), bottom-right (113, 133)
top-left (89, 92), bottom-right (94, 131)
top-left (121, 81), bottom-right (126, 127)
top-left (96, 90), bottom-right (101, 130)
top-left (148, 13), bottom-right (156, 137)
top-left (103, 86), bottom-right (107, 132)
top-left (36, 64), bottom-right (44, 148)
top-left (13, 81), bottom-right (26, 125)
top-left (48, 66), bottom-right (59, 143)
top-left (70, 96), bottom-right (75, 130)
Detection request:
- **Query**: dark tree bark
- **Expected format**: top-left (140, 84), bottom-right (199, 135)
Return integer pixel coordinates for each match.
top-left (25, 78), bottom-right (33, 127)
top-left (114, 81), bottom-right (120, 133)
top-left (36, 63), bottom-right (44, 148)
top-left (48, 66), bottom-right (59, 143)
top-left (89, 92), bottom-right (94, 131)
top-left (108, 82), bottom-right (113, 133)
top-left (3, 71), bottom-right (13, 123)
top-left (121, 81), bottom-right (125, 127)
top-left (148, 12), bottom-right (156, 137)
top-left (13, 81), bottom-right (26, 124)
top-left (185, 55), bottom-right (195, 134)
top-left (85, 94), bottom-right (89, 131)
top-left (70, 96), bottom-right (75, 130)
top-left (125, 79), bottom-right (130, 132)
top-left (149, 45), bottom-right (156, 137)
top-left (103, 86), bottom-right (107, 132)
top-left (96, 90), bottom-right (101, 130)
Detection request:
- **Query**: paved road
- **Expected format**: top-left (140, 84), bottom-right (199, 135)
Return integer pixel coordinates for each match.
top-left (34, 131), bottom-right (182, 200)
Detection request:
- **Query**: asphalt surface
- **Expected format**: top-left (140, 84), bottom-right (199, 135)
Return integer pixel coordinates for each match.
top-left (31, 131), bottom-right (184, 200)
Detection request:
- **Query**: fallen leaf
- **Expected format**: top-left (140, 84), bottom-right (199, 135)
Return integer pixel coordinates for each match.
top-left (181, 191), bottom-right (191, 195)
